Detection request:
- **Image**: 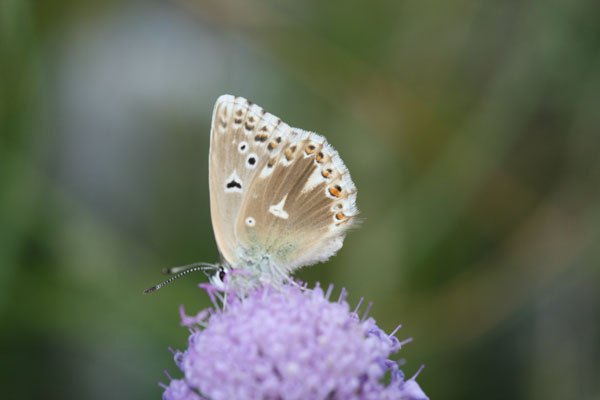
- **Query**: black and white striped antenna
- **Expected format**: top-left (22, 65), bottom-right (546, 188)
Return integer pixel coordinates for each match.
top-left (143, 262), bottom-right (217, 294)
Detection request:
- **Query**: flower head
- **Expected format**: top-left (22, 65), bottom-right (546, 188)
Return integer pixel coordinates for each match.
top-left (161, 283), bottom-right (428, 400)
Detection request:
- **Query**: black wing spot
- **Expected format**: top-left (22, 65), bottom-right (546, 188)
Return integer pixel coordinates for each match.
top-left (226, 180), bottom-right (242, 189)
top-left (248, 157), bottom-right (256, 165)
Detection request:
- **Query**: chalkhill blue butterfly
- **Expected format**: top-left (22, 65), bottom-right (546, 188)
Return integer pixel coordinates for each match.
top-left (145, 95), bottom-right (358, 294)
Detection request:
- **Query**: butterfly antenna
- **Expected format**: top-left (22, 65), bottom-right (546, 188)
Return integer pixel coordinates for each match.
top-left (144, 264), bottom-right (217, 294)
top-left (162, 262), bottom-right (216, 275)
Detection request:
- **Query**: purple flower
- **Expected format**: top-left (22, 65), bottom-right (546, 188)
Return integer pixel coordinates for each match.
top-left (161, 283), bottom-right (428, 400)
top-left (160, 377), bottom-right (204, 400)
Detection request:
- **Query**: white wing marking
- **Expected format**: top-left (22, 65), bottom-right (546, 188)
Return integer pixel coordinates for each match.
top-left (268, 195), bottom-right (289, 219)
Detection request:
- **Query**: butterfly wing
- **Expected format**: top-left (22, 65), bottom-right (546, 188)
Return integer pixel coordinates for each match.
top-left (209, 95), bottom-right (265, 265)
top-left (209, 95), bottom-right (358, 275)
top-left (210, 95), bottom-right (358, 274)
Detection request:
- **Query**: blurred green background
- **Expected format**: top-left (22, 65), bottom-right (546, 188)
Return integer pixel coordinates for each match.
top-left (1, 0), bottom-right (599, 399)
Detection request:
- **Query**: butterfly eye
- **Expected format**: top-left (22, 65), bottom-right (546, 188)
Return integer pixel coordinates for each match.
top-left (219, 268), bottom-right (226, 282)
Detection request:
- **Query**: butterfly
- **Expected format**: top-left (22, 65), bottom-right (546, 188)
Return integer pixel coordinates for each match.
top-left (145, 95), bottom-right (358, 294)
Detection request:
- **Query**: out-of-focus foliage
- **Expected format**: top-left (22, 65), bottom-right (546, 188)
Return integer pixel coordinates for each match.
top-left (1, 0), bottom-right (598, 399)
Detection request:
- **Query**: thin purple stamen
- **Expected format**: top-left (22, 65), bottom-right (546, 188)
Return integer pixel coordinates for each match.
top-left (411, 364), bottom-right (425, 380)
top-left (325, 283), bottom-right (334, 300)
top-left (361, 301), bottom-right (373, 321)
top-left (389, 324), bottom-right (402, 337)
top-left (353, 297), bottom-right (365, 313)
top-left (198, 283), bottom-right (220, 310)
top-left (337, 287), bottom-right (347, 303)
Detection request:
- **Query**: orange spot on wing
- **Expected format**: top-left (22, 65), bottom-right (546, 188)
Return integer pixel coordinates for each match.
top-left (254, 133), bottom-right (268, 142)
top-left (328, 186), bottom-right (341, 197)
top-left (305, 144), bottom-right (316, 155)
top-left (316, 152), bottom-right (324, 163)
top-left (335, 212), bottom-right (346, 221)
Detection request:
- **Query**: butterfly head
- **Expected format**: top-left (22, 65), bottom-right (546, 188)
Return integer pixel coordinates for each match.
top-left (209, 264), bottom-right (229, 290)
